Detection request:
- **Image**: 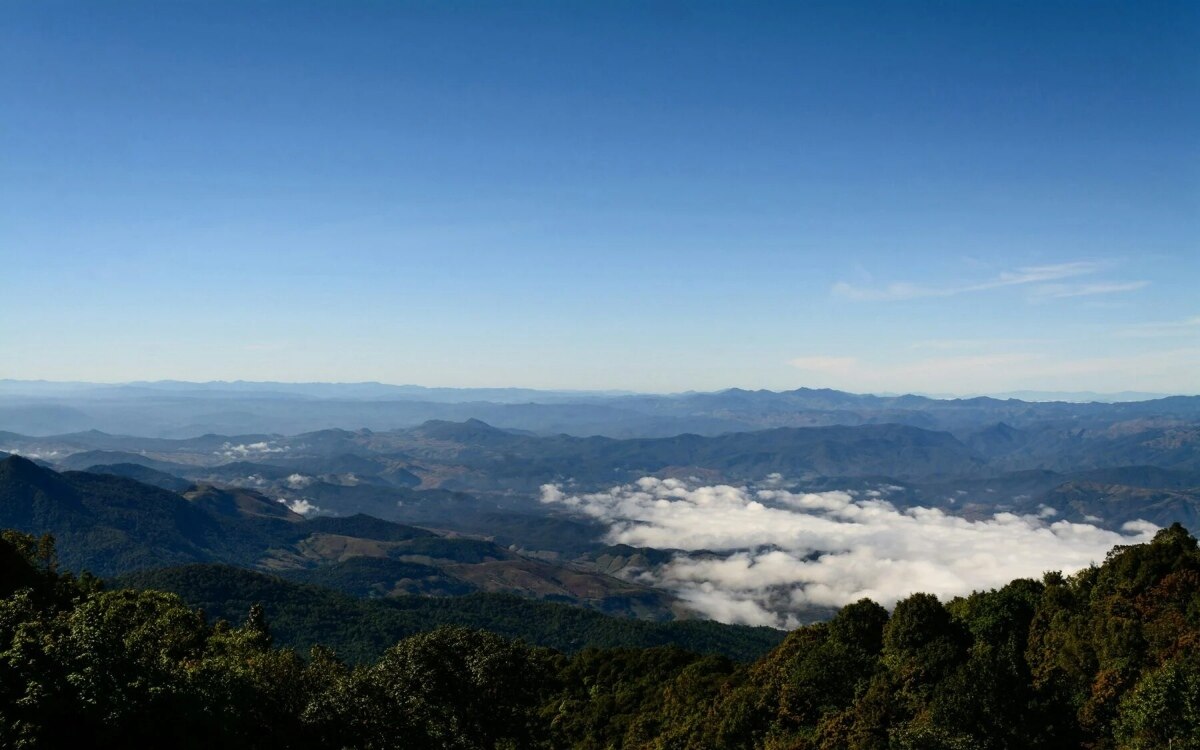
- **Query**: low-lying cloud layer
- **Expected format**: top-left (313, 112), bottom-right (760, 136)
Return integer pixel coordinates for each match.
top-left (279, 496), bottom-right (320, 515)
top-left (541, 477), bottom-right (1158, 628)
top-left (217, 441), bottom-right (289, 458)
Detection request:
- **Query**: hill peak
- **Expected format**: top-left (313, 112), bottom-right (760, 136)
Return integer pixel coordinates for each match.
top-left (0, 454), bottom-right (63, 487)
top-left (413, 419), bottom-right (515, 441)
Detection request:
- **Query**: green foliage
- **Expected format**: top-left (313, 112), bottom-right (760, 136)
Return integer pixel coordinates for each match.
top-left (343, 627), bottom-right (559, 749)
top-left (549, 646), bottom-right (725, 749)
top-left (1113, 652), bottom-right (1200, 749)
top-left (1, 526), bottom-right (1198, 748)
top-left (116, 564), bottom-right (786, 663)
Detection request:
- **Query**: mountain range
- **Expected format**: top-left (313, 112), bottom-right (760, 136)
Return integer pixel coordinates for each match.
top-left (2, 382), bottom-right (1198, 655)
top-left (2, 410), bottom-right (1197, 533)
top-left (1, 380), bottom-right (1196, 438)
top-left (0, 455), bottom-right (680, 617)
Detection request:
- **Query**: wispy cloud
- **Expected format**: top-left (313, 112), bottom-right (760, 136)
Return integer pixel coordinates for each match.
top-left (542, 477), bottom-right (1155, 627)
top-left (832, 260), bottom-right (1144, 302)
top-left (1028, 281), bottom-right (1149, 300)
top-left (1116, 315), bottom-right (1200, 339)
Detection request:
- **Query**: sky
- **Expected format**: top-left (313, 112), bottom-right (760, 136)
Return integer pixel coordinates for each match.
top-left (2, 1), bottom-right (1197, 394)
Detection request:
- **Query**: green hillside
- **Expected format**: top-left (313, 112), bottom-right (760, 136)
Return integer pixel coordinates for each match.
top-left (1, 523), bottom-right (1196, 748)
top-left (115, 563), bottom-right (784, 663)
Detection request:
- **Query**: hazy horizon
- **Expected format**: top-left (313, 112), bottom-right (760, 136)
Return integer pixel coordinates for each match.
top-left (0, 376), bottom-right (1193, 403)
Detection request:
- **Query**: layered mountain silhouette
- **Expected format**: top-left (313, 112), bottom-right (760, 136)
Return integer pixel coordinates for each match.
top-left (2, 380), bottom-right (1197, 438)
top-left (0, 456), bottom-right (679, 618)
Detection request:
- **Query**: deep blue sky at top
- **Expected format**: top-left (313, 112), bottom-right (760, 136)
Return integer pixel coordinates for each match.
top-left (2, 1), bottom-right (1197, 393)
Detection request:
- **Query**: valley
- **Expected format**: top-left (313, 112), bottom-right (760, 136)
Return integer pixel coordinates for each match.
top-left (1, 386), bottom-right (1196, 631)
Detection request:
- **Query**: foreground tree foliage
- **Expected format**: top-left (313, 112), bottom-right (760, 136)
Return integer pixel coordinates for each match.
top-left (1, 524), bottom-right (1197, 748)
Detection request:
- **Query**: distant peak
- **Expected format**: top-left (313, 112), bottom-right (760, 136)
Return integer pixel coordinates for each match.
top-left (418, 417), bottom-right (501, 431)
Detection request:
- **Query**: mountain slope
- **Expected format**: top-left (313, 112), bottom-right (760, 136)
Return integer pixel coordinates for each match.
top-left (84, 462), bottom-right (193, 491)
top-left (0, 458), bottom-right (681, 618)
top-left (0, 455), bottom-right (235, 575)
top-left (115, 563), bottom-right (785, 662)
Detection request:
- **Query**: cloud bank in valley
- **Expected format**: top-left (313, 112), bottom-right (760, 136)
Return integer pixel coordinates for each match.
top-left (217, 441), bottom-right (290, 458)
top-left (541, 477), bottom-right (1158, 627)
top-left (280, 496), bottom-right (320, 515)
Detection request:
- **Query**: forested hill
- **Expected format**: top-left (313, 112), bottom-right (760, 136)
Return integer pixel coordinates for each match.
top-left (115, 564), bottom-right (785, 663)
top-left (2, 524), bottom-right (1197, 748)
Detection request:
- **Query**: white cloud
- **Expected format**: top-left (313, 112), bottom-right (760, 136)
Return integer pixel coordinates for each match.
top-left (542, 477), bottom-right (1157, 628)
top-left (286, 473), bottom-right (313, 489)
top-left (217, 441), bottom-right (289, 458)
top-left (278, 496), bottom-right (320, 515)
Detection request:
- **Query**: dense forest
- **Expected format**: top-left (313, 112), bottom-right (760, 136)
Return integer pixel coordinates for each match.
top-left (1, 524), bottom-right (1197, 748)
top-left (115, 564), bottom-right (784, 663)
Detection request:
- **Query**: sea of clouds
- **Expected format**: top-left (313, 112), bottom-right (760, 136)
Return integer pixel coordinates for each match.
top-left (540, 476), bottom-right (1158, 628)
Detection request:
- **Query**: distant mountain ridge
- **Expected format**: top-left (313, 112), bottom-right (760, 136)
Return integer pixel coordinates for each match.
top-left (1, 379), bottom-right (1196, 438)
top-left (3, 413), bottom-right (1197, 532)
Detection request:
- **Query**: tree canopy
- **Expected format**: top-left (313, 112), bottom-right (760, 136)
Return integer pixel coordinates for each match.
top-left (1, 524), bottom-right (1197, 748)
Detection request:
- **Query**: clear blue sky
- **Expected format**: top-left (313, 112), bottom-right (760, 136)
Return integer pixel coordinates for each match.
top-left (2, 1), bottom-right (1197, 393)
